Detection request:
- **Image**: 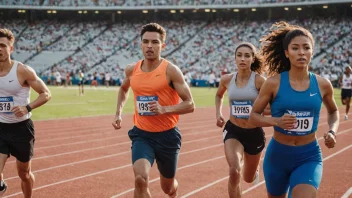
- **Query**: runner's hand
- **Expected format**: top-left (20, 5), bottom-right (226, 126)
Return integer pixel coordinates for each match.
top-left (216, 114), bottom-right (225, 128)
top-left (275, 113), bottom-right (296, 130)
top-left (324, 132), bottom-right (336, 148)
top-left (148, 101), bottom-right (165, 115)
top-left (12, 106), bottom-right (29, 117)
top-left (112, 115), bottom-right (122, 130)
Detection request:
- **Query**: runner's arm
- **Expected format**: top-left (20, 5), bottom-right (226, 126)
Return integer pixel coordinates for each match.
top-left (22, 64), bottom-right (51, 109)
top-left (255, 74), bottom-right (271, 116)
top-left (163, 64), bottom-right (195, 115)
top-left (338, 75), bottom-right (343, 87)
top-left (320, 77), bottom-right (339, 133)
top-left (115, 64), bottom-right (134, 117)
top-left (215, 75), bottom-right (230, 118)
top-left (249, 77), bottom-right (278, 127)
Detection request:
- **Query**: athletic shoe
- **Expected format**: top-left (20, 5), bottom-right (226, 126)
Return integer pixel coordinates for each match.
top-left (0, 180), bottom-right (7, 197)
top-left (252, 169), bottom-right (259, 185)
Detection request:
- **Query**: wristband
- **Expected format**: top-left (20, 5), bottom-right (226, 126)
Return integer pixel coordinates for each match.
top-left (328, 130), bottom-right (336, 138)
top-left (26, 105), bottom-right (32, 113)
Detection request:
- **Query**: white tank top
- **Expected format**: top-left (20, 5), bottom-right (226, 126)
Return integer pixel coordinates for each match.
top-left (341, 74), bottom-right (352, 89)
top-left (0, 61), bottom-right (31, 123)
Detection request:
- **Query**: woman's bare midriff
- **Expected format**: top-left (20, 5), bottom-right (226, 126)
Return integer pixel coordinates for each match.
top-left (229, 116), bottom-right (257, 129)
top-left (273, 131), bottom-right (317, 146)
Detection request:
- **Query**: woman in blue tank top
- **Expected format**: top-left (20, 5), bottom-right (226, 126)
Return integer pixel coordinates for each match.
top-left (215, 42), bottom-right (269, 197)
top-left (249, 22), bottom-right (339, 198)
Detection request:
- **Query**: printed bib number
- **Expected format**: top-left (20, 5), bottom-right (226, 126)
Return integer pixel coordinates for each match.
top-left (286, 110), bottom-right (314, 135)
top-left (293, 117), bottom-right (313, 131)
top-left (136, 96), bottom-right (158, 116)
top-left (231, 100), bottom-right (252, 119)
top-left (0, 97), bottom-right (14, 113)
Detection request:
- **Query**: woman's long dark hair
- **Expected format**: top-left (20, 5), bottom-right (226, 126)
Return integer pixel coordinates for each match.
top-left (260, 21), bottom-right (314, 76)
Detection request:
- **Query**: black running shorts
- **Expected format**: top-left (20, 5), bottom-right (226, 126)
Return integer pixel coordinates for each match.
top-left (0, 119), bottom-right (35, 162)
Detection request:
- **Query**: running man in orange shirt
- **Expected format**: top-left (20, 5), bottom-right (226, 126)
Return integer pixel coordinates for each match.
top-left (112, 23), bottom-right (195, 198)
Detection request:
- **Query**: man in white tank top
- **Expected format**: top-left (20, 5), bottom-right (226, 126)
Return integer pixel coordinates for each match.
top-left (339, 66), bottom-right (352, 120)
top-left (0, 28), bottom-right (51, 197)
top-left (78, 70), bottom-right (84, 96)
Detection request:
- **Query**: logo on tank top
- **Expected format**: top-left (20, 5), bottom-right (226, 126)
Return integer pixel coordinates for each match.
top-left (286, 110), bottom-right (314, 135)
top-left (231, 100), bottom-right (252, 119)
top-left (136, 96), bottom-right (158, 116)
top-left (343, 77), bottom-right (352, 88)
top-left (0, 96), bottom-right (14, 113)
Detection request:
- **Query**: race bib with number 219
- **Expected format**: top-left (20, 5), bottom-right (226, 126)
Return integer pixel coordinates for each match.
top-left (286, 110), bottom-right (314, 135)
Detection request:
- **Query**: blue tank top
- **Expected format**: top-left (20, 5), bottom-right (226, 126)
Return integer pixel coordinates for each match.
top-left (271, 71), bottom-right (322, 136)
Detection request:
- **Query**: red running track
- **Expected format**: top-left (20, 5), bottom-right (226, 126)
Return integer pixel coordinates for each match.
top-left (1, 107), bottom-right (351, 198)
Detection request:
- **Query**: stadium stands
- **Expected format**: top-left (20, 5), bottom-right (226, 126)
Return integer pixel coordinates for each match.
top-left (1, 0), bottom-right (326, 6)
top-left (1, 0), bottom-right (350, 86)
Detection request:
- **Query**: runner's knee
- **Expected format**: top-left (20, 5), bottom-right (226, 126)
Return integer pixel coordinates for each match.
top-left (342, 99), bottom-right (346, 105)
top-left (18, 169), bottom-right (31, 181)
top-left (243, 171), bottom-right (256, 183)
top-left (135, 174), bottom-right (148, 189)
top-left (161, 179), bottom-right (177, 195)
top-left (229, 166), bottom-right (241, 185)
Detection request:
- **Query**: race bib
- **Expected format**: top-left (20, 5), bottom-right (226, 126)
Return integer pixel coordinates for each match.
top-left (231, 100), bottom-right (252, 119)
top-left (286, 110), bottom-right (314, 135)
top-left (136, 96), bottom-right (158, 116)
top-left (0, 96), bottom-right (14, 113)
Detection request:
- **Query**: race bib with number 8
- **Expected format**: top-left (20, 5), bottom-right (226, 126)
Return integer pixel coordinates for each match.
top-left (136, 96), bottom-right (158, 116)
top-left (0, 96), bottom-right (14, 113)
top-left (231, 100), bottom-right (252, 119)
top-left (286, 110), bottom-right (314, 135)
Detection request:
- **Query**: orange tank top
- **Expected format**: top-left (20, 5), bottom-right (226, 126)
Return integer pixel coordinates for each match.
top-left (130, 59), bottom-right (180, 132)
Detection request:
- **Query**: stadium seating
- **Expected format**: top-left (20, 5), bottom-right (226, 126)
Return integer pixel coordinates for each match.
top-left (1, 0), bottom-right (350, 86)
top-left (2, 0), bottom-right (325, 6)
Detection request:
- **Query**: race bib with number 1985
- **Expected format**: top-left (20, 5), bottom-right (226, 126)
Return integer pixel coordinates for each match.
top-left (136, 96), bottom-right (158, 116)
top-left (231, 100), bottom-right (252, 119)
